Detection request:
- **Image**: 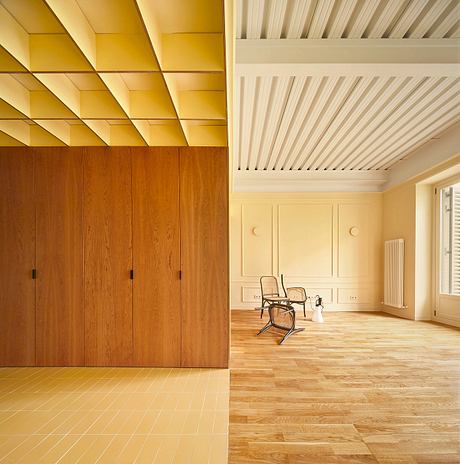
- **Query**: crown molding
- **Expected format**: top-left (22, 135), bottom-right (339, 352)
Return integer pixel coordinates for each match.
top-left (233, 169), bottom-right (388, 193)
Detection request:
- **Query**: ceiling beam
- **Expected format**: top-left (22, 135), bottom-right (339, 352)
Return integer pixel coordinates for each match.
top-left (236, 38), bottom-right (460, 77)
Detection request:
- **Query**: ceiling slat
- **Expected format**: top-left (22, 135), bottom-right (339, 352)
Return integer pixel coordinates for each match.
top-left (347, 77), bottom-right (445, 169)
top-left (363, 79), bottom-right (460, 169)
top-left (351, 78), bottom-right (455, 169)
top-left (338, 77), bottom-right (424, 169)
top-left (236, 0), bottom-right (244, 39)
top-left (409, 0), bottom-right (451, 38)
top-left (234, 74), bottom-right (241, 170)
top-left (430, 3), bottom-right (460, 38)
top-left (270, 76), bottom-right (322, 170)
top-left (309, 77), bottom-right (374, 170)
top-left (449, 22), bottom-right (460, 38)
top-left (266, 0), bottom-right (287, 39)
top-left (255, 76), bottom-right (291, 170)
top-left (246, 0), bottom-right (265, 39)
top-left (389, 0), bottom-right (430, 38)
top-left (308, 0), bottom-right (335, 38)
top-left (248, 76), bottom-right (272, 169)
top-left (380, 112), bottom-right (460, 170)
top-left (321, 77), bottom-right (407, 169)
top-left (266, 76), bottom-right (307, 169)
top-left (347, 0), bottom-right (380, 38)
top-left (286, 0), bottom-right (315, 38)
top-left (285, 76), bottom-right (340, 170)
top-left (327, 0), bottom-right (359, 38)
top-left (238, 75), bottom-right (257, 170)
top-left (299, 76), bottom-right (359, 169)
top-left (367, 0), bottom-right (407, 38)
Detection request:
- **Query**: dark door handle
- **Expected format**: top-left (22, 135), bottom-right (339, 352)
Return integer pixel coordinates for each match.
top-left (130, 269), bottom-right (134, 280)
top-left (32, 269), bottom-right (36, 279)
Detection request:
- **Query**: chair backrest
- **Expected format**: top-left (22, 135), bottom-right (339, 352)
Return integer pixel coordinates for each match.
top-left (260, 276), bottom-right (280, 298)
top-left (286, 287), bottom-right (307, 302)
top-left (268, 303), bottom-right (295, 330)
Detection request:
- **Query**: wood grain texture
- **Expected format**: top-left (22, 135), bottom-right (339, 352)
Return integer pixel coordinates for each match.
top-left (0, 148), bottom-right (36, 366)
top-left (229, 310), bottom-right (460, 463)
top-left (35, 148), bottom-right (84, 366)
top-left (132, 147), bottom-right (181, 366)
top-left (180, 147), bottom-right (229, 368)
top-left (83, 147), bottom-right (133, 366)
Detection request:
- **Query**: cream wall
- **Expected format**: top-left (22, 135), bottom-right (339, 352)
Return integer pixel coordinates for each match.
top-left (382, 183), bottom-right (416, 319)
top-left (382, 153), bottom-right (460, 321)
top-left (230, 192), bottom-right (383, 311)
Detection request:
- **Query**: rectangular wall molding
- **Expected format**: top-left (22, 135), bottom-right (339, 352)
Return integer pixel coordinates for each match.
top-left (231, 193), bottom-right (383, 310)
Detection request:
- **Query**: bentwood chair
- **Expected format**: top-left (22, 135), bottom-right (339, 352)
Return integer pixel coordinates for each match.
top-left (280, 274), bottom-right (308, 318)
top-left (257, 302), bottom-right (305, 344)
top-left (258, 276), bottom-right (289, 318)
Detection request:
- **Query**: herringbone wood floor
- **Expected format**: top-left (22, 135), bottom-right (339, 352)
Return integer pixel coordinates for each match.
top-left (229, 310), bottom-right (460, 464)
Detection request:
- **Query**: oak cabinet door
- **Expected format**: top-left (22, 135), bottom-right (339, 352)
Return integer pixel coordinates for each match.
top-left (0, 148), bottom-right (36, 366)
top-left (35, 148), bottom-right (84, 366)
top-left (180, 147), bottom-right (229, 368)
top-left (132, 148), bottom-right (181, 366)
top-left (84, 148), bottom-right (133, 366)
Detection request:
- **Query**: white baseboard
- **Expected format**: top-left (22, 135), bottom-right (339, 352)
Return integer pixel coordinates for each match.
top-left (432, 315), bottom-right (460, 328)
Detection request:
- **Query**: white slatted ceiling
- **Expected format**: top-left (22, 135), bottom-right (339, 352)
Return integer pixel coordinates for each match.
top-left (236, 75), bottom-right (460, 171)
top-left (236, 0), bottom-right (460, 172)
top-left (237, 0), bottom-right (460, 39)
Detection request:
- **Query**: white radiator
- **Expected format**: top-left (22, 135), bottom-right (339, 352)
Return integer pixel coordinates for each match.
top-left (384, 239), bottom-right (405, 308)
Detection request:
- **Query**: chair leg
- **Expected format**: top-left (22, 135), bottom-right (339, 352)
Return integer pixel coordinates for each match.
top-left (260, 301), bottom-right (265, 319)
top-left (257, 321), bottom-right (273, 336)
top-left (303, 303), bottom-right (306, 318)
top-left (279, 327), bottom-right (305, 344)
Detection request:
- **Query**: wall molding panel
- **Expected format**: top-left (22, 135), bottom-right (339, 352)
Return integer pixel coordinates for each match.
top-left (231, 192), bottom-right (383, 311)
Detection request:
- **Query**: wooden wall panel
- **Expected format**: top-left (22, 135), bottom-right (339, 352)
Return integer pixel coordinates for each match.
top-left (0, 148), bottom-right (36, 366)
top-left (35, 148), bottom-right (84, 366)
top-left (132, 148), bottom-right (181, 366)
top-left (83, 147), bottom-right (133, 366)
top-left (180, 147), bottom-right (229, 368)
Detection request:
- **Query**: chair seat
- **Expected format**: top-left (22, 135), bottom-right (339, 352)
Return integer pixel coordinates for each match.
top-left (265, 296), bottom-right (289, 302)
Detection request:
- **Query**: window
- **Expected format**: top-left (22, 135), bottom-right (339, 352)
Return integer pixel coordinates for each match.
top-left (440, 182), bottom-right (460, 296)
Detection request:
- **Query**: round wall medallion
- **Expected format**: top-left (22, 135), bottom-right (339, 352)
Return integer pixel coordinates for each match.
top-left (349, 226), bottom-right (359, 237)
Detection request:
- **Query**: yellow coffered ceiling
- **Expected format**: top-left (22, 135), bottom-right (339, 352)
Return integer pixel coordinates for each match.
top-left (0, 0), bottom-right (228, 147)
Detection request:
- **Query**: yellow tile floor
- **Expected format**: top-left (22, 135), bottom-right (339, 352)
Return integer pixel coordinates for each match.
top-left (0, 367), bottom-right (229, 463)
